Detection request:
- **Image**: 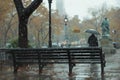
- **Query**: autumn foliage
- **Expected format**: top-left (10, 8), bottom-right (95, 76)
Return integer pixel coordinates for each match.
top-left (0, 1), bottom-right (120, 48)
top-left (0, 0), bottom-right (11, 22)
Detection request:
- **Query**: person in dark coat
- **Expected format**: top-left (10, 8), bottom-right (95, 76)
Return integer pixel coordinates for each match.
top-left (88, 33), bottom-right (98, 47)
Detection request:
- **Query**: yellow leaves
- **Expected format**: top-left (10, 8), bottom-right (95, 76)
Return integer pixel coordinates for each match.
top-left (72, 28), bottom-right (80, 33)
top-left (0, 0), bottom-right (11, 20)
top-left (54, 27), bottom-right (61, 35)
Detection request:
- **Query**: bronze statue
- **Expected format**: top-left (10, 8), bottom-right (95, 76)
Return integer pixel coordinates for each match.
top-left (101, 18), bottom-right (110, 36)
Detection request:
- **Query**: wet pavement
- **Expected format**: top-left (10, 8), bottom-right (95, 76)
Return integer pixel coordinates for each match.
top-left (0, 49), bottom-right (120, 80)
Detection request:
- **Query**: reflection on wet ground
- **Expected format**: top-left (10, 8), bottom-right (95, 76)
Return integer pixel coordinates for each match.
top-left (0, 64), bottom-right (101, 80)
top-left (0, 49), bottom-right (120, 80)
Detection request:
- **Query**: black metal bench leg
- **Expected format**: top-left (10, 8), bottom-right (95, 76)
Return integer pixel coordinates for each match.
top-left (38, 53), bottom-right (44, 75)
top-left (39, 64), bottom-right (42, 75)
top-left (68, 51), bottom-right (74, 76)
top-left (68, 63), bottom-right (73, 76)
top-left (101, 64), bottom-right (105, 80)
top-left (39, 64), bottom-right (41, 75)
top-left (14, 65), bottom-right (18, 74)
top-left (39, 64), bottom-right (45, 75)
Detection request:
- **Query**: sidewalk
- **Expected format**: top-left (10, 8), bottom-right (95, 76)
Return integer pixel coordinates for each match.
top-left (104, 49), bottom-right (120, 80)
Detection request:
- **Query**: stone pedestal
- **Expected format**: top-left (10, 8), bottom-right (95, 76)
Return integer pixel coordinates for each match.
top-left (100, 36), bottom-right (116, 54)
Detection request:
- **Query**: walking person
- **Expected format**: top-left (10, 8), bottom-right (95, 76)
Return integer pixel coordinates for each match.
top-left (88, 33), bottom-right (98, 47)
top-left (88, 33), bottom-right (99, 79)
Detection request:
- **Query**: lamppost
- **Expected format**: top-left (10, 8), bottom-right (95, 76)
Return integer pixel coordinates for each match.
top-left (64, 15), bottom-right (68, 40)
top-left (64, 15), bottom-right (70, 47)
top-left (48, 0), bottom-right (52, 47)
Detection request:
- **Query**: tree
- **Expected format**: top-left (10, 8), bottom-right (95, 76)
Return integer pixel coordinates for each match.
top-left (51, 10), bottom-right (63, 43)
top-left (0, 0), bottom-right (11, 21)
top-left (0, 0), bottom-right (17, 47)
top-left (107, 8), bottom-right (120, 42)
top-left (27, 3), bottom-right (49, 47)
top-left (13, 0), bottom-right (43, 48)
top-left (68, 15), bottom-right (81, 42)
top-left (3, 5), bottom-right (17, 47)
top-left (27, 5), bottom-right (63, 47)
top-left (88, 8), bottom-right (100, 31)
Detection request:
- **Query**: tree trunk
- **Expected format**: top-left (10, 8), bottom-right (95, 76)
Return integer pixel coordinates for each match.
top-left (18, 17), bottom-right (28, 48)
top-left (13, 0), bottom-right (43, 48)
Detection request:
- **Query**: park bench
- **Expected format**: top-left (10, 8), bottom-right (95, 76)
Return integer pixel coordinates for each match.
top-left (0, 47), bottom-right (105, 80)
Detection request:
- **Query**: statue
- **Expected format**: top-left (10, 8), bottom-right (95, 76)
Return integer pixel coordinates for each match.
top-left (101, 18), bottom-right (110, 36)
top-left (100, 18), bottom-right (116, 54)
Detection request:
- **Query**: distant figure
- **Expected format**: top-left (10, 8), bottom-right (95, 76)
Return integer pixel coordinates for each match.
top-left (88, 34), bottom-right (98, 47)
top-left (101, 17), bottom-right (110, 36)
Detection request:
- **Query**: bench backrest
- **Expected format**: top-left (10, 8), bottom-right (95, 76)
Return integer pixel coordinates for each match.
top-left (5, 47), bottom-right (103, 64)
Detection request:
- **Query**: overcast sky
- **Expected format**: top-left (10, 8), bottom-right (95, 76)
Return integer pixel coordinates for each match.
top-left (64, 0), bottom-right (118, 19)
top-left (43, 0), bottom-right (118, 20)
